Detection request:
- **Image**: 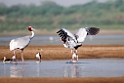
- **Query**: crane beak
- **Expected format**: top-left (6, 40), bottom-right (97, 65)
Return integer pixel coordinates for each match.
top-left (32, 28), bottom-right (37, 31)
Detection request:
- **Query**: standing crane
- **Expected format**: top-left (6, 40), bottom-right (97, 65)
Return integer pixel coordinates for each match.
top-left (9, 26), bottom-right (36, 62)
top-left (57, 27), bottom-right (100, 62)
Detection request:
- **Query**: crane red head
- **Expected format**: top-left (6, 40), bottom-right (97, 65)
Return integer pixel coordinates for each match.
top-left (28, 26), bottom-right (33, 31)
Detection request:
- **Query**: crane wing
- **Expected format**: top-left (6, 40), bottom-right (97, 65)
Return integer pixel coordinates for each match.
top-left (57, 27), bottom-right (99, 49)
top-left (10, 36), bottom-right (32, 51)
top-left (76, 27), bottom-right (100, 43)
top-left (75, 28), bottom-right (87, 43)
top-left (57, 28), bottom-right (77, 43)
top-left (57, 28), bottom-right (78, 49)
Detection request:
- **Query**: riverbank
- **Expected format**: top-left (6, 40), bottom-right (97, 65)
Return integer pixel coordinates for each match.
top-left (0, 77), bottom-right (124, 83)
top-left (0, 45), bottom-right (124, 61)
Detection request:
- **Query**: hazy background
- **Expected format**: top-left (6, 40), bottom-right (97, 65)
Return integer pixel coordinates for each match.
top-left (0, 0), bottom-right (124, 35)
top-left (0, 0), bottom-right (108, 7)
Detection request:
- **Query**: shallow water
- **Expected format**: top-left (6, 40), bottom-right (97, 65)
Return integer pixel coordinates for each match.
top-left (0, 35), bottom-right (124, 46)
top-left (0, 59), bottom-right (124, 78)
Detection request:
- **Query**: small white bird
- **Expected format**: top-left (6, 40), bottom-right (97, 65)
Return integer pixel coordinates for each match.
top-left (3, 56), bottom-right (12, 64)
top-left (36, 52), bottom-right (42, 62)
top-left (57, 27), bottom-right (100, 62)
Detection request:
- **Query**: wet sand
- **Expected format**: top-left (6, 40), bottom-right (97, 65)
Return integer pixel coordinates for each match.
top-left (0, 45), bottom-right (124, 61)
top-left (0, 77), bottom-right (124, 83)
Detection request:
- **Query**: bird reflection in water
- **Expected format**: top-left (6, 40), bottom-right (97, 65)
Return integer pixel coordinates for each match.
top-left (10, 63), bottom-right (24, 77)
top-left (64, 64), bottom-right (81, 77)
top-left (36, 62), bottom-right (40, 77)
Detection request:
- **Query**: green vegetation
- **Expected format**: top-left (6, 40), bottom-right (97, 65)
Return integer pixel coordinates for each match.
top-left (0, 0), bottom-right (124, 35)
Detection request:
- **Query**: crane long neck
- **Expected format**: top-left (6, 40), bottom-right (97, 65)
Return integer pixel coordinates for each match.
top-left (31, 31), bottom-right (34, 38)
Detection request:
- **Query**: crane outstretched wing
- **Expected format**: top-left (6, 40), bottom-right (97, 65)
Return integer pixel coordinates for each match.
top-left (57, 28), bottom-right (77, 43)
top-left (76, 27), bottom-right (100, 43)
top-left (57, 27), bottom-right (99, 49)
top-left (10, 36), bottom-right (31, 51)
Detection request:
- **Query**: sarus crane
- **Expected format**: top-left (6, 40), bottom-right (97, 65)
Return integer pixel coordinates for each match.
top-left (9, 26), bottom-right (36, 62)
top-left (57, 27), bottom-right (100, 62)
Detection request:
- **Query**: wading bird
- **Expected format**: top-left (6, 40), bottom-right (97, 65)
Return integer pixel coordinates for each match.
top-left (36, 52), bottom-right (42, 62)
top-left (57, 27), bottom-right (100, 62)
top-left (3, 56), bottom-right (12, 64)
top-left (36, 49), bottom-right (43, 62)
top-left (9, 26), bottom-right (36, 62)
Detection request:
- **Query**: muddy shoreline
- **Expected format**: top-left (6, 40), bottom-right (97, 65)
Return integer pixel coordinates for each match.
top-left (0, 77), bottom-right (124, 83)
top-left (0, 45), bottom-right (124, 61)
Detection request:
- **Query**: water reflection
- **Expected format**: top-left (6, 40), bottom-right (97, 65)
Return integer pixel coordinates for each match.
top-left (3, 62), bottom-right (83, 78)
top-left (3, 64), bottom-right (6, 76)
top-left (36, 63), bottom-right (40, 77)
top-left (64, 64), bottom-right (82, 77)
top-left (1, 59), bottom-right (124, 77)
top-left (3, 62), bottom-right (41, 77)
top-left (10, 64), bottom-right (24, 77)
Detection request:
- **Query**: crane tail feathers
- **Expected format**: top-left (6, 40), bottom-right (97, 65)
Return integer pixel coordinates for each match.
top-left (86, 27), bottom-right (100, 35)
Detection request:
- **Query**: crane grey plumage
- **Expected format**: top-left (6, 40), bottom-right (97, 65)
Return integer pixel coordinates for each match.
top-left (57, 27), bottom-right (100, 62)
top-left (9, 26), bottom-right (35, 62)
top-left (10, 36), bottom-right (32, 51)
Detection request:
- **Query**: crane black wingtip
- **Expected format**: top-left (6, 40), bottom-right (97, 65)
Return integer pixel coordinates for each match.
top-left (86, 27), bottom-right (100, 35)
top-left (56, 30), bottom-right (61, 33)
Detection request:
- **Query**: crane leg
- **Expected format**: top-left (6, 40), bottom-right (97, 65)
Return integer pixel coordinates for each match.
top-left (71, 49), bottom-right (74, 62)
top-left (13, 50), bottom-right (16, 56)
top-left (76, 50), bottom-right (77, 54)
top-left (76, 50), bottom-right (78, 61)
top-left (21, 50), bottom-right (24, 62)
top-left (76, 55), bottom-right (78, 61)
top-left (13, 50), bottom-right (17, 61)
top-left (71, 49), bottom-right (73, 54)
top-left (72, 54), bottom-right (74, 61)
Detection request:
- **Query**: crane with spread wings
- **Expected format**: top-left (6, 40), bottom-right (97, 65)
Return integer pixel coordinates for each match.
top-left (57, 27), bottom-right (100, 62)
